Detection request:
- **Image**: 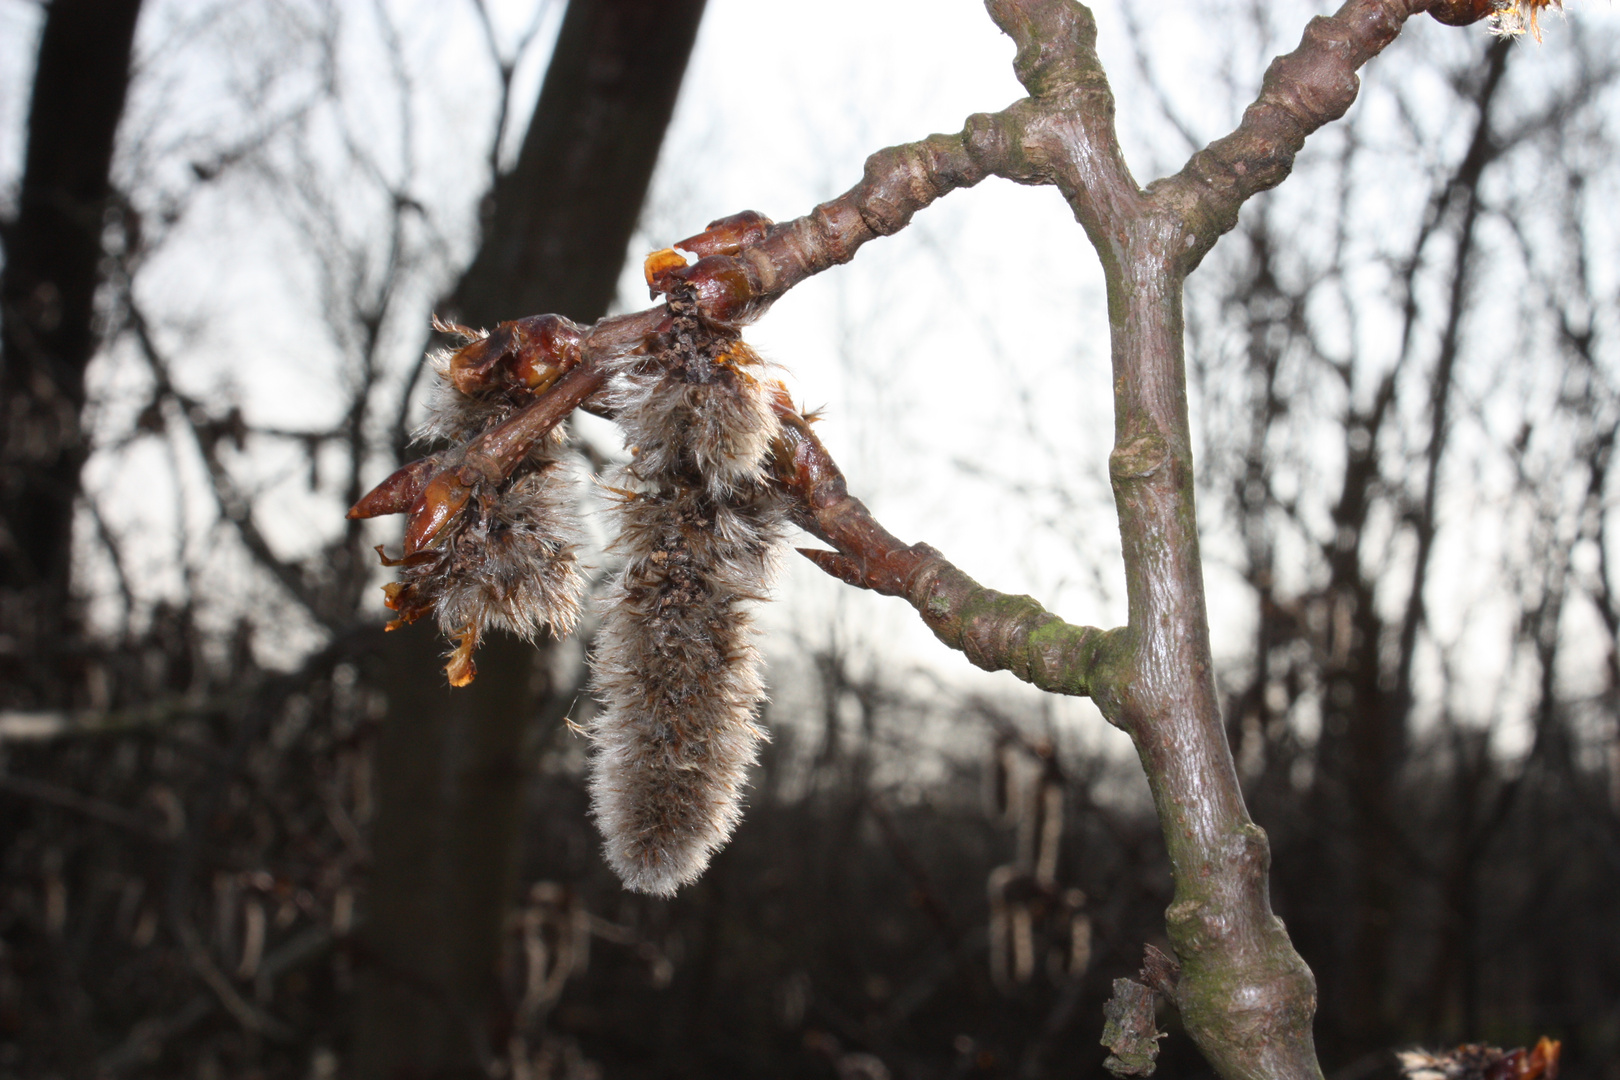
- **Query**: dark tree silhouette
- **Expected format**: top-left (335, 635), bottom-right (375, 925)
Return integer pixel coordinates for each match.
top-left (0, 0), bottom-right (144, 709)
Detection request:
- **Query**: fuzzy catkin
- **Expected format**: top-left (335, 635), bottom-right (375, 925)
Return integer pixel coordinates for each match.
top-left (588, 333), bottom-right (785, 897)
top-left (389, 346), bottom-right (586, 676)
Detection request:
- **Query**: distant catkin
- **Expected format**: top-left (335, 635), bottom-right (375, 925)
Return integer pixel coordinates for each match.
top-left (588, 301), bottom-right (785, 896)
top-left (384, 342), bottom-right (586, 685)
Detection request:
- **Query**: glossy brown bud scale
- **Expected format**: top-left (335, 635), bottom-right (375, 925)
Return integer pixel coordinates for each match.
top-left (403, 469), bottom-right (473, 555)
top-left (347, 456), bottom-right (439, 520)
top-left (683, 254), bottom-right (762, 325)
top-left (447, 314), bottom-right (584, 398)
top-left (644, 214), bottom-right (776, 326)
top-left (1428, 0), bottom-right (1494, 25)
top-left (676, 209), bottom-right (774, 257)
top-left (644, 248), bottom-right (690, 296)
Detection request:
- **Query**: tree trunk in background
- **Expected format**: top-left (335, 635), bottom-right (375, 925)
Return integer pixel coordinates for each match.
top-left (449, 0), bottom-right (708, 325)
top-left (353, 2), bottom-right (707, 1075)
top-left (0, 0), bottom-right (144, 709)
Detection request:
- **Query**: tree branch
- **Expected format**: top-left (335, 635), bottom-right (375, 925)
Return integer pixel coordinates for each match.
top-left (347, 4), bottom-right (1518, 1076)
top-left (125, 303), bottom-right (336, 628)
top-left (1165, 0), bottom-right (1465, 270)
top-left (982, 0), bottom-right (1143, 247)
top-left (644, 3), bottom-right (1149, 322)
top-left (770, 406), bottom-right (1124, 700)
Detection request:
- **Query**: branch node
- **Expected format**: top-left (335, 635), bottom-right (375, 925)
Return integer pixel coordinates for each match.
top-left (962, 112), bottom-right (1011, 175)
top-left (1109, 434), bottom-right (1171, 482)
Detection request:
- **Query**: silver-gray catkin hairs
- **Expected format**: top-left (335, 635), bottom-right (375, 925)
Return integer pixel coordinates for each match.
top-left (389, 337), bottom-right (587, 686)
top-left (588, 315), bottom-right (786, 897)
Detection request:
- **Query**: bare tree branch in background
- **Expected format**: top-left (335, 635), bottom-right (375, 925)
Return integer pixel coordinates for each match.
top-left (1184, 8), bottom-right (1620, 1070)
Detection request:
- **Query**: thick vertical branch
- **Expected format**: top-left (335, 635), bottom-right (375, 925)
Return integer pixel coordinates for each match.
top-left (437, 0), bottom-right (1443, 1066)
top-left (1108, 233), bottom-right (1322, 1080)
top-left (749, 1), bottom-right (1320, 1055)
top-left (982, 3), bottom-right (1329, 1076)
top-left (617, 3), bottom-right (1445, 1073)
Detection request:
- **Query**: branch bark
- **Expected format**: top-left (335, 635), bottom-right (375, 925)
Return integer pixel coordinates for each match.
top-left (651, 6), bottom-right (1435, 1070)
top-left (679, 4), bottom-right (1447, 1076)
top-left (748, 4), bottom-right (1460, 1075)
top-left (772, 408), bottom-right (1124, 700)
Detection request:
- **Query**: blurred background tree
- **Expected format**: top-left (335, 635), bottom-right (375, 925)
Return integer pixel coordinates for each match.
top-left (0, 1), bottom-right (1616, 1078)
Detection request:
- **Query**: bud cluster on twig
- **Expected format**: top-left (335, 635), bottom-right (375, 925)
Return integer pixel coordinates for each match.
top-left (350, 218), bottom-right (816, 892)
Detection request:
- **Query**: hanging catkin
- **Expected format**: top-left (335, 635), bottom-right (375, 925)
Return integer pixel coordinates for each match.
top-left (588, 296), bottom-right (786, 896)
top-left (379, 330), bottom-right (586, 686)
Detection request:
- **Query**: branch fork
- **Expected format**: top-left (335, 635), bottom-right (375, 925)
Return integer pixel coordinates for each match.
top-left (346, 2), bottom-right (1527, 1074)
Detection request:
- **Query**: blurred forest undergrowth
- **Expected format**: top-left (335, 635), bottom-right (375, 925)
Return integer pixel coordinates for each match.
top-left (0, 1), bottom-right (1618, 1078)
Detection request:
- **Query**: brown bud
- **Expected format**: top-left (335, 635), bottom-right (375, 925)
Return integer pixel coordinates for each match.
top-left (508, 314), bottom-right (584, 391)
top-left (798, 547), bottom-right (866, 588)
top-left (682, 254), bottom-right (769, 326)
top-left (348, 456), bottom-right (439, 519)
top-left (447, 314), bottom-right (583, 397)
top-left (403, 468), bottom-right (473, 555)
top-left (1428, 0), bottom-right (1494, 26)
top-left (445, 328), bottom-right (508, 395)
top-left (644, 228), bottom-right (777, 324)
top-left (676, 209), bottom-right (774, 257)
